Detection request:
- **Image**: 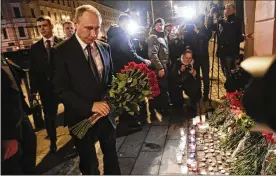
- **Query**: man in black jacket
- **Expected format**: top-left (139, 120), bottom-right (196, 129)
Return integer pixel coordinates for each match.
top-left (1, 56), bottom-right (37, 174)
top-left (107, 14), bottom-right (151, 130)
top-left (53, 5), bottom-right (120, 174)
top-left (107, 14), bottom-right (151, 73)
top-left (208, 3), bottom-right (244, 78)
top-left (29, 16), bottom-right (63, 152)
top-left (194, 14), bottom-right (212, 101)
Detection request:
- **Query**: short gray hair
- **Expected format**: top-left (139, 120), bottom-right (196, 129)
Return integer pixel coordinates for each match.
top-left (225, 3), bottom-right (236, 10)
top-left (74, 5), bottom-right (102, 24)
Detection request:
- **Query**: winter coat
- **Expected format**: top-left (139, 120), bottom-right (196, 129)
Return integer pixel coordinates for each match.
top-left (107, 25), bottom-right (146, 73)
top-left (147, 29), bottom-right (170, 71)
top-left (208, 14), bottom-right (244, 57)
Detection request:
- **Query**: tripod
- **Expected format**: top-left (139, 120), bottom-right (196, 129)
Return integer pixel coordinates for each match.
top-left (209, 24), bottom-right (221, 104)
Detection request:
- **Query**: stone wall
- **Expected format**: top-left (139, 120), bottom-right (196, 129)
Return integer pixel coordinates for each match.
top-left (254, 1), bottom-right (276, 56)
top-left (243, 1), bottom-right (256, 57)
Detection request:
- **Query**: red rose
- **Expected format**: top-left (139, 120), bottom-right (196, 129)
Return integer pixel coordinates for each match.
top-left (133, 63), bottom-right (141, 70)
top-left (140, 64), bottom-right (149, 73)
top-left (128, 62), bottom-right (136, 69)
top-left (124, 65), bottom-right (130, 70)
top-left (149, 78), bottom-right (157, 86)
top-left (148, 71), bottom-right (156, 80)
top-left (138, 64), bottom-right (144, 70)
top-left (262, 132), bottom-right (276, 143)
top-left (121, 69), bottom-right (125, 73)
top-left (151, 89), bottom-right (160, 97)
top-left (152, 84), bottom-right (159, 91)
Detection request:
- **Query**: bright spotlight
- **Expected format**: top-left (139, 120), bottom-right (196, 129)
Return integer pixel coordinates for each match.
top-left (176, 6), bottom-right (196, 20)
top-left (182, 6), bottom-right (196, 20)
top-left (126, 20), bottom-right (139, 35)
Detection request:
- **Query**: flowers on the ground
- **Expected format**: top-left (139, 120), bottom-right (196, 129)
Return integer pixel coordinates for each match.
top-left (262, 132), bottom-right (276, 144)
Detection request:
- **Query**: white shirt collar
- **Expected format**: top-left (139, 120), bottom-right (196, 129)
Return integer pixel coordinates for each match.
top-left (75, 33), bottom-right (96, 50)
top-left (43, 36), bottom-right (54, 44)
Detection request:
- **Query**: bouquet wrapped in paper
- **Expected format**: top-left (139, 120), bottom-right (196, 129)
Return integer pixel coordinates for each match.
top-left (70, 62), bottom-right (160, 139)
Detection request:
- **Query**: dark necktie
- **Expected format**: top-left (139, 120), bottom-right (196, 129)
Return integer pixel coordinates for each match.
top-left (86, 45), bottom-right (100, 82)
top-left (46, 40), bottom-right (51, 64)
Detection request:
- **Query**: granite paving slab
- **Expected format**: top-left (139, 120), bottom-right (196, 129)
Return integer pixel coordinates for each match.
top-left (167, 124), bottom-right (186, 140)
top-left (118, 130), bottom-right (148, 157)
top-left (151, 115), bottom-right (170, 126)
top-left (142, 124), bottom-right (151, 131)
top-left (170, 115), bottom-right (185, 125)
top-left (44, 161), bottom-right (67, 175)
top-left (116, 136), bottom-right (126, 152)
top-left (159, 140), bottom-right (188, 175)
top-left (55, 157), bottom-right (79, 175)
top-left (141, 126), bottom-right (168, 152)
top-left (131, 152), bottom-right (162, 175)
top-left (118, 158), bottom-right (136, 175)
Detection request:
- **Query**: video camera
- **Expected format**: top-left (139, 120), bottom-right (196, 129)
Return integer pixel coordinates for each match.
top-left (210, 3), bottom-right (225, 15)
top-left (180, 63), bottom-right (192, 72)
top-left (230, 54), bottom-right (245, 80)
top-left (185, 64), bottom-right (192, 72)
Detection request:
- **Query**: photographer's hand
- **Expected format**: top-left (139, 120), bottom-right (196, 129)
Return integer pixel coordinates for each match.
top-left (189, 68), bottom-right (196, 77)
top-left (180, 65), bottom-right (186, 72)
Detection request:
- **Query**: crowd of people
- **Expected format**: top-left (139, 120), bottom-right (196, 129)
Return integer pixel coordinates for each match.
top-left (2, 3), bottom-right (246, 175)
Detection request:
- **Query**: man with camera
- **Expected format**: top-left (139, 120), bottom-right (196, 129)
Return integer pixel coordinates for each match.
top-left (169, 49), bottom-right (201, 113)
top-left (194, 15), bottom-right (212, 102)
top-left (208, 3), bottom-right (244, 78)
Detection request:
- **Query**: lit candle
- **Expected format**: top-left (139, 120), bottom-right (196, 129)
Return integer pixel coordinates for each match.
top-left (201, 115), bottom-right (206, 122)
top-left (190, 129), bottom-right (196, 135)
top-left (189, 143), bottom-right (196, 150)
top-left (191, 161), bottom-right (197, 168)
top-left (180, 128), bottom-right (185, 136)
top-left (193, 118), bottom-right (197, 125)
top-left (195, 116), bottom-right (200, 124)
top-left (176, 148), bottom-right (183, 163)
top-left (189, 153), bottom-right (196, 158)
top-left (187, 158), bottom-right (194, 165)
top-left (190, 136), bottom-right (196, 142)
top-left (176, 153), bottom-right (183, 164)
top-left (179, 141), bottom-right (185, 150)
top-left (192, 168), bottom-right (198, 172)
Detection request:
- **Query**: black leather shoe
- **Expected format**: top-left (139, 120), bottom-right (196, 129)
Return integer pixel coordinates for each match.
top-left (50, 142), bottom-right (57, 153)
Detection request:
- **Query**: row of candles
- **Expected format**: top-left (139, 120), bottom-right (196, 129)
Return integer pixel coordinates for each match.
top-left (187, 125), bottom-right (198, 173)
top-left (187, 114), bottom-right (211, 174)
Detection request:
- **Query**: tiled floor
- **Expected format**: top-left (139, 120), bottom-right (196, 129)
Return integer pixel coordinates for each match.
top-left (27, 40), bottom-right (226, 174)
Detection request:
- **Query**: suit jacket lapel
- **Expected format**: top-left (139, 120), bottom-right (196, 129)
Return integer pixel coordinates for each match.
top-left (71, 35), bottom-right (102, 88)
top-left (53, 36), bottom-right (62, 46)
top-left (39, 39), bottom-right (47, 53)
top-left (94, 40), bottom-right (107, 85)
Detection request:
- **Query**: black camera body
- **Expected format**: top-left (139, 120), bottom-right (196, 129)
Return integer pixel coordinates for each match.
top-left (231, 67), bottom-right (243, 80)
top-left (181, 64), bottom-right (192, 72)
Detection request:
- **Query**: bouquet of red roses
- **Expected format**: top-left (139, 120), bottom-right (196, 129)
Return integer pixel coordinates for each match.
top-left (70, 62), bottom-right (160, 139)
